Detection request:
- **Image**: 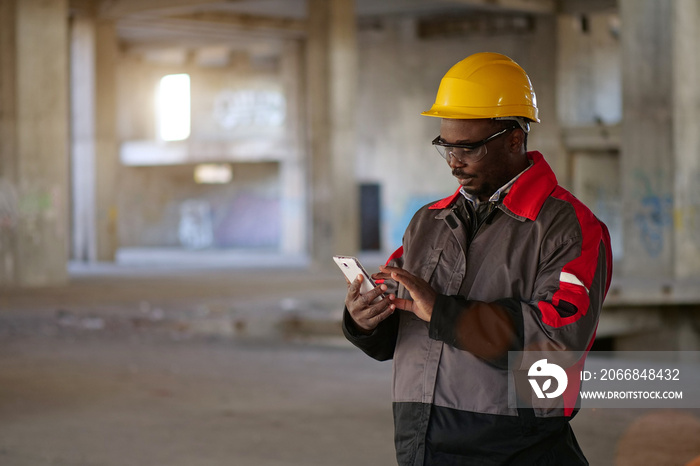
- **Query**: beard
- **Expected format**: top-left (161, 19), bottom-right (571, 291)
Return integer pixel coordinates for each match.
top-left (452, 169), bottom-right (495, 201)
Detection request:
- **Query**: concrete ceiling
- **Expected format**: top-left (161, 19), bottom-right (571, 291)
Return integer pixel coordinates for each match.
top-left (71, 0), bottom-right (615, 58)
top-left (95, 0), bottom-right (562, 19)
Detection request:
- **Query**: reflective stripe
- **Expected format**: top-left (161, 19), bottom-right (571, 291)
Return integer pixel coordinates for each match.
top-left (560, 272), bottom-right (589, 294)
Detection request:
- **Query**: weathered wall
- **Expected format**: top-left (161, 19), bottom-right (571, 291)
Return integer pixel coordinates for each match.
top-left (116, 53), bottom-right (288, 250)
top-left (118, 54), bottom-right (286, 144)
top-left (672, 0), bottom-right (700, 279)
top-left (119, 162), bottom-right (280, 249)
top-left (556, 9), bottom-right (623, 260)
top-left (620, 0), bottom-right (674, 279)
top-left (557, 11), bottom-right (621, 126)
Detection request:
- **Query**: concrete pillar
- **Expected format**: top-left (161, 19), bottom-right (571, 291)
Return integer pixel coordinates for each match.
top-left (70, 16), bottom-right (98, 262)
top-left (0, 0), bottom-right (70, 286)
top-left (0, 0), bottom-right (19, 283)
top-left (620, 0), bottom-right (700, 280)
top-left (306, 0), bottom-right (359, 269)
top-left (280, 40), bottom-right (307, 257)
top-left (672, 0), bottom-right (700, 279)
top-left (94, 20), bottom-right (120, 261)
top-left (619, 0), bottom-right (674, 279)
top-left (525, 15), bottom-right (565, 184)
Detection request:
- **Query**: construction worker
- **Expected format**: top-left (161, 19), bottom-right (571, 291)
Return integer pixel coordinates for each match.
top-left (343, 52), bottom-right (613, 465)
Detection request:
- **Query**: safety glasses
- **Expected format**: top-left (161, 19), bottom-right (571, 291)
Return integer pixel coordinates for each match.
top-left (431, 125), bottom-right (516, 164)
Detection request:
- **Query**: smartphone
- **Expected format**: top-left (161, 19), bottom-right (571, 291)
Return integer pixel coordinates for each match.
top-left (333, 255), bottom-right (381, 302)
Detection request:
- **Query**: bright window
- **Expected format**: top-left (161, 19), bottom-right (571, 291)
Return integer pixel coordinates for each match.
top-left (158, 74), bottom-right (191, 141)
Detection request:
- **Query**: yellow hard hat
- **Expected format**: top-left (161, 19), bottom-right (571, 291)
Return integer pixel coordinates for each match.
top-left (422, 52), bottom-right (539, 122)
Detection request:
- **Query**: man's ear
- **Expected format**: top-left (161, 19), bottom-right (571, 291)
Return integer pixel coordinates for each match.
top-left (508, 128), bottom-right (526, 153)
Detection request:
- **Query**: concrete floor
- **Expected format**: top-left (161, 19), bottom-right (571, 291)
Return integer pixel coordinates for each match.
top-left (0, 335), bottom-right (396, 466)
top-left (2, 265), bottom-right (700, 466)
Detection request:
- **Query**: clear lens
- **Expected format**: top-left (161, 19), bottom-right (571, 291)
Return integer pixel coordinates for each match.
top-left (431, 126), bottom-right (515, 164)
top-left (434, 144), bottom-right (488, 164)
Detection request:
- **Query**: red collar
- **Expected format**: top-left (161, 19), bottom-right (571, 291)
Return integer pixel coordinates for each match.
top-left (429, 151), bottom-right (558, 221)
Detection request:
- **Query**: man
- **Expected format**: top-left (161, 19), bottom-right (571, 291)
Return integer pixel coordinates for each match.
top-left (342, 52), bottom-right (612, 465)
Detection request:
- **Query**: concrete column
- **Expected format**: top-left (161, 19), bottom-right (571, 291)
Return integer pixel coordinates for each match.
top-left (0, 0), bottom-right (19, 283)
top-left (70, 16), bottom-right (98, 262)
top-left (306, 0), bottom-right (359, 269)
top-left (0, 0), bottom-right (70, 286)
top-left (620, 0), bottom-right (700, 280)
top-left (94, 20), bottom-right (120, 261)
top-left (280, 40), bottom-right (307, 257)
top-left (525, 15), bottom-right (565, 184)
top-left (619, 0), bottom-right (674, 279)
top-left (672, 0), bottom-right (700, 279)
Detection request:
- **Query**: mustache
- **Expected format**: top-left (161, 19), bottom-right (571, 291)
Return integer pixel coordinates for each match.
top-left (452, 168), bottom-right (473, 178)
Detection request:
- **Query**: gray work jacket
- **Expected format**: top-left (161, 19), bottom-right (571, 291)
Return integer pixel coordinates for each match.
top-left (344, 151), bottom-right (612, 466)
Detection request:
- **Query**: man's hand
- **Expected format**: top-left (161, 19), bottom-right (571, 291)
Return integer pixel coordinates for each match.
top-left (374, 265), bottom-right (437, 322)
top-left (345, 274), bottom-right (395, 334)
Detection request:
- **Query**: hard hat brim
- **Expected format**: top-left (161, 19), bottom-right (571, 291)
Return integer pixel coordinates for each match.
top-left (421, 105), bottom-right (540, 123)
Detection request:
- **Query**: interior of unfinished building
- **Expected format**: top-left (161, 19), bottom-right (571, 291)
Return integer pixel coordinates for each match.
top-left (1, 0), bottom-right (700, 465)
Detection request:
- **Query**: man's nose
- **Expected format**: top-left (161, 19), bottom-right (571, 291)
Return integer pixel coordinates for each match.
top-left (447, 153), bottom-right (466, 168)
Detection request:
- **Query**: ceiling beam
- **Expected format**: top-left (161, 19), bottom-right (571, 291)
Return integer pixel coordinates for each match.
top-left (558, 0), bottom-right (617, 14)
top-left (167, 12), bottom-right (306, 34)
top-left (117, 16), bottom-right (294, 49)
top-left (98, 0), bottom-right (225, 19)
top-left (444, 0), bottom-right (556, 14)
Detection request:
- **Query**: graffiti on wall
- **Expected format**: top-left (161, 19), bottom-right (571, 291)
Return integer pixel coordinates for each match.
top-left (178, 200), bottom-right (214, 249)
top-left (213, 90), bottom-right (286, 129)
top-left (390, 194), bottom-right (443, 251)
top-left (594, 192), bottom-right (623, 261)
top-left (214, 194), bottom-right (279, 248)
top-left (177, 194), bottom-right (280, 250)
top-left (632, 169), bottom-right (673, 258)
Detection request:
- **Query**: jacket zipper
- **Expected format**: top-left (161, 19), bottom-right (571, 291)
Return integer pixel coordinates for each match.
top-left (453, 201), bottom-right (499, 244)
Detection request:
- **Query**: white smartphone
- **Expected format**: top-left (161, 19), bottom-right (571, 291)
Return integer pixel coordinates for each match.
top-left (333, 255), bottom-right (381, 302)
